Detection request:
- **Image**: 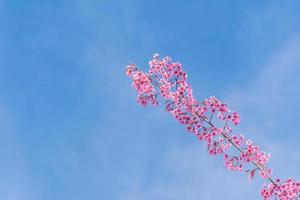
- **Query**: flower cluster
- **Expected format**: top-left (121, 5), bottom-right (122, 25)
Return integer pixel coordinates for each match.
top-left (125, 54), bottom-right (300, 200)
top-left (261, 179), bottom-right (300, 200)
top-left (126, 64), bottom-right (157, 106)
top-left (241, 140), bottom-right (271, 167)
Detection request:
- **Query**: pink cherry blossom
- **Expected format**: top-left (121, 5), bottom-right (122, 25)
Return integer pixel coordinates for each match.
top-left (261, 179), bottom-right (300, 200)
top-left (125, 54), bottom-right (300, 200)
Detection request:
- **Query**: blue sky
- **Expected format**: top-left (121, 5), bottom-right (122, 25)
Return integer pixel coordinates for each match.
top-left (0, 1), bottom-right (300, 199)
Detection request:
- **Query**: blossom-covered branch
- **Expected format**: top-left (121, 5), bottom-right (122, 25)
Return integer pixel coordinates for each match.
top-left (125, 54), bottom-right (300, 200)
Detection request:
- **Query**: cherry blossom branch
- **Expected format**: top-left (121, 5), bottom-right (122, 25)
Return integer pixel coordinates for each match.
top-left (125, 54), bottom-right (300, 200)
top-left (133, 64), bottom-right (277, 185)
top-left (201, 116), bottom-right (277, 186)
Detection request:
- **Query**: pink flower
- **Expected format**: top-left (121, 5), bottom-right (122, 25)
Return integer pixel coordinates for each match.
top-left (227, 111), bottom-right (240, 125)
top-left (224, 154), bottom-right (243, 171)
top-left (160, 81), bottom-right (172, 99)
top-left (248, 169), bottom-right (256, 182)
